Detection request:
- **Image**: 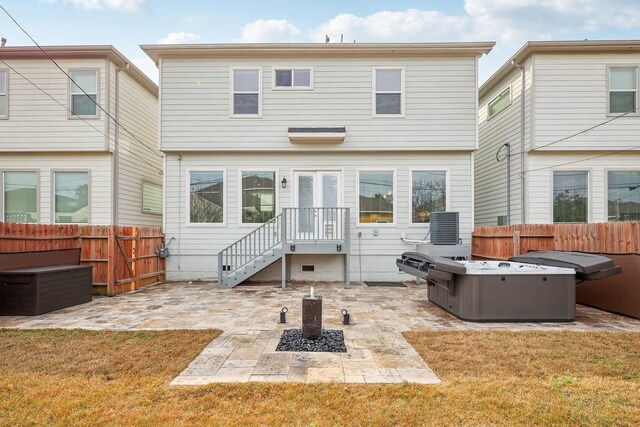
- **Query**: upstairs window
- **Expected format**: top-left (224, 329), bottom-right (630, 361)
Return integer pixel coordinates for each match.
top-left (488, 87), bottom-right (511, 118)
top-left (553, 171), bottom-right (588, 224)
top-left (0, 70), bottom-right (7, 118)
top-left (69, 70), bottom-right (98, 117)
top-left (232, 68), bottom-right (261, 116)
top-left (274, 68), bottom-right (312, 89)
top-left (142, 181), bottom-right (162, 215)
top-left (374, 68), bottom-right (403, 116)
top-left (609, 66), bottom-right (637, 114)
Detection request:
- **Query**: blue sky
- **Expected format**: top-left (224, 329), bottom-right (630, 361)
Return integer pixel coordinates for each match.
top-left (2, 0), bottom-right (640, 83)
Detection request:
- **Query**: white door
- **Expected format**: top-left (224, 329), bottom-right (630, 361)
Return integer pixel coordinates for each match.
top-left (293, 171), bottom-right (341, 239)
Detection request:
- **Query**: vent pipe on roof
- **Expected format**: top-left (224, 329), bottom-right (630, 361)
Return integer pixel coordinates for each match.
top-left (1, 38), bottom-right (6, 47)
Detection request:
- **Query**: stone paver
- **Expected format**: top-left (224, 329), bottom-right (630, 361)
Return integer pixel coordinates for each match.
top-left (2, 281), bottom-right (639, 385)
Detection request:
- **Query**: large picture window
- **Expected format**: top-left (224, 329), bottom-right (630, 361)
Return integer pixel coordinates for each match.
top-left (553, 171), bottom-right (588, 223)
top-left (374, 68), bottom-right (403, 115)
top-left (190, 171), bottom-right (224, 224)
top-left (0, 70), bottom-right (7, 118)
top-left (54, 171), bottom-right (89, 224)
top-left (359, 171), bottom-right (394, 224)
top-left (241, 171), bottom-right (276, 223)
top-left (3, 171), bottom-right (37, 223)
top-left (69, 70), bottom-right (98, 117)
top-left (609, 66), bottom-right (637, 114)
top-left (608, 171), bottom-right (640, 222)
top-left (232, 69), bottom-right (260, 116)
top-left (411, 171), bottom-right (446, 223)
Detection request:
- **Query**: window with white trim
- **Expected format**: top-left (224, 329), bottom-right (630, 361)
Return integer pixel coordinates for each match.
top-left (54, 171), bottom-right (89, 224)
top-left (488, 87), bottom-right (511, 118)
top-left (190, 171), bottom-right (224, 223)
top-left (274, 68), bottom-right (312, 89)
top-left (241, 171), bottom-right (276, 223)
top-left (69, 70), bottom-right (98, 117)
top-left (232, 69), bottom-right (260, 115)
top-left (0, 70), bottom-right (7, 118)
top-left (359, 171), bottom-right (394, 224)
top-left (411, 171), bottom-right (447, 223)
top-left (3, 171), bottom-right (37, 223)
top-left (374, 68), bottom-right (403, 115)
top-left (609, 66), bottom-right (637, 114)
top-left (607, 171), bottom-right (640, 222)
top-left (142, 181), bottom-right (162, 215)
top-left (553, 171), bottom-right (588, 223)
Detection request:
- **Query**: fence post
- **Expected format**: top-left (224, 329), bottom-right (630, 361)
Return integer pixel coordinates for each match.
top-left (513, 230), bottom-right (521, 257)
top-left (133, 226), bottom-right (140, 291)
top-left (107, 225), bottom-right (116, 296)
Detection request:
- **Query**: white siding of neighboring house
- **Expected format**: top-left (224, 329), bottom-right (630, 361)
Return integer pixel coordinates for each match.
top-left (0, 59), bottom-right (107, 152)
top-left (159, 57), bottom-right (478, 152)
top-left (0, 153), bottom-right (112, 224)
top-left (163, 151), bottom-right (474, 281)
top-left (526, 152), bottom-right (640, 224)
top-left (112, 67), bottom-right (162, 226)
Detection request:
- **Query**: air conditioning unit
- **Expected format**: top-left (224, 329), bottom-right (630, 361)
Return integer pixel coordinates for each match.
top-left (430, 212), bottom-right (459, 245)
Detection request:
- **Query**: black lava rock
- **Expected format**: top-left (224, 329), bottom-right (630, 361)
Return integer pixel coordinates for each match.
top-left (276, 329), bottom-right (347, 353)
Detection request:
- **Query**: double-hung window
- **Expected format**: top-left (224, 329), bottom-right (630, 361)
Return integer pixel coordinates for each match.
top-left (69, 70), bottom-right (98, 117)
top-left (189, 171), bottom-right (224, 224)
top-left (241, 171), bottom-right (276, 223)
top-left (0, 70), bottom-right (7, 118)
top-left (553, 171), bottom-right (588, 223)
top-left (607, 171), bottom-right (640, 221)
top-left (3, 171), bottom-right (37, 223)
top-left (54, 171), bottom-right (89, 224)
top-left (411, 171), bottom-right (447, 223)
top-left (373, 68), bottom-right (403, 116)
top-left (232, 68), bottom-right (261, 116)
top-left (274, 68), bottom-right (312, 89)
top-left (609, 66), bottom-right (637, 114)
top-left (358, 171), bottom-right (395, 224)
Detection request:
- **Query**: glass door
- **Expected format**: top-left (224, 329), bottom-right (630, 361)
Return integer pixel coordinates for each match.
top-left (294, 171), bottom-right (341, 239)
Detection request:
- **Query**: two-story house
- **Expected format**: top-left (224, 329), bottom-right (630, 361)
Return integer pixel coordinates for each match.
top-left (142, 42), bottom-right (494, 285)
top-left (0, 45), bottom-right (162, 226)
top-left (476, 40), bottom-right (640, 226)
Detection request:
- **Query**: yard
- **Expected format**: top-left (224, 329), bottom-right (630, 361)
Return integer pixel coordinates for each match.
top-left (1, 328), bottom-right (638, 426)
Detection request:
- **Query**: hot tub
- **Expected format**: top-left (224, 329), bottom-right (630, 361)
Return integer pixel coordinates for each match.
top-left (396, 252), bottom-right (622, 322)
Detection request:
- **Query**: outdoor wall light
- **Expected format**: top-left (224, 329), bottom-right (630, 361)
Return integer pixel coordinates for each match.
top-left (279, 306), bottom-right (288, 323)
top-left (281, 177), bottom-right (288, 189)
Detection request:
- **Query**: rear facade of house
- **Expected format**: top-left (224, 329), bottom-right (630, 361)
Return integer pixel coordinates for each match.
top-left (476, 41), bottom-right (640, 226)
top-left (0, 45), bottom-right (161, 226)
top-left (143, 42), bottom-right (493, 283)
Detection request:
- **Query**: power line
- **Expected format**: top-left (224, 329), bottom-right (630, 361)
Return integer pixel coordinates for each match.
top-left (0, 4), bottom-right (163, 163)
top-left (525, 143), bottom-right (640, 174)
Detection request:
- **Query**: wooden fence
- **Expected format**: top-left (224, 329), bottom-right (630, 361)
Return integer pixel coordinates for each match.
top-left (0, 223), bottom-right (166, 296)
top-left (473, 222), bottom-right (640, 259)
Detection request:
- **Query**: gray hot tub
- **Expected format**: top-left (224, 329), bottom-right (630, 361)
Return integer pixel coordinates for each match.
top-left (396, 252), bottom-right (622, 322)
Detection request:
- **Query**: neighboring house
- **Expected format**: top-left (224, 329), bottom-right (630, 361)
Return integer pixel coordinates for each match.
top-left (476, 40), bottom-right (640, 226)
top-left (0, 45), bottom-right (162, 226)
top-left (142, 42), bottom-right (493, 284)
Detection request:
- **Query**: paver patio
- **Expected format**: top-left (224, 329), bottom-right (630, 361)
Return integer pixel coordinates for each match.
top-left (2, 281), bottom-right (639, 384)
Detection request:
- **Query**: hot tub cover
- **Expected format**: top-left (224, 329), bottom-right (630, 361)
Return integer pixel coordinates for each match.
top-left (509, 251), bottom-right (622, 281)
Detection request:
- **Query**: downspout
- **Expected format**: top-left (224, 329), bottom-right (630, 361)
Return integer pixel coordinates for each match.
top-left (512, 60), bottom-right (526, 223)
top-left (113, 63), bottom-right (130, 225)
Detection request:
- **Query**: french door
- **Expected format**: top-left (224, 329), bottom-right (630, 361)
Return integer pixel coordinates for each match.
top-left (293, 171), bottom-right (341, 239)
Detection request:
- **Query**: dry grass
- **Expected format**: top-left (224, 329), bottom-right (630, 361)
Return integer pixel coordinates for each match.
top-left (0, 329), bottom-right (639, 426)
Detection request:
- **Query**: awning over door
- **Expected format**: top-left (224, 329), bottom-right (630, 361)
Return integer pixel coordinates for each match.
top-left (288, 127), bottom-right (346, 144)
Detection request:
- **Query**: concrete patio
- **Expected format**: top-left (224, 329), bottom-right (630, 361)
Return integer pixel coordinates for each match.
top-left (2, 281), bottom-right (639, 384)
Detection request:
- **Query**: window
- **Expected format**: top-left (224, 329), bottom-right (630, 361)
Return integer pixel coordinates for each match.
top-left (54, 171), bottom-right (89, 224)
top-left (142, 181), bottom-right (162, 215)
top-left (232, 69), bottom-right (261, 116)
top-left (69, 70), bottom-right (98, 117)
top-left (0, 70), bottom-right (7, 118)
top-left (609, 67), bottom-right (637, 114)
top-left (358, 171), bottom-right (394, 224)
top-left (411, 171), bottom-right (446, 223)
top-left (241, 171), bottom-right (276, 223)
top-left (274, 68), bottom-right (312, 89)
top-left (374, 68), bottom-right (403, 115)
top-left (553, 171), bottom-right (588, 223)
top-left (3, 171), bottom-right (37, 223)
top-left (488, 87), bottom-right (511, 118)
top-left (190, 171), bottom-right (224, 224)
top-left (608, 171), bottom-right (640, 222)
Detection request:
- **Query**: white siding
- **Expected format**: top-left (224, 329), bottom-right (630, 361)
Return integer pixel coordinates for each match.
top-left (0, 153), bottom-right (112, 224)
top-left (0, 59), bottom-right (107, 152)
top-left (163, 152), bottom-right (473, 281)
top-left (160, 57), bottom-right (478, 152)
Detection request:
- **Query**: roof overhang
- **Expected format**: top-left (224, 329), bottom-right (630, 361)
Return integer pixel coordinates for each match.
top-left (288, 127), bottom-right (346, 144)
top-left (480, 40), bottom-right (640, 99)
top-left (0, 45), bottom-right (158, 97)
top-left (141, 42), bottom-right (495, 65)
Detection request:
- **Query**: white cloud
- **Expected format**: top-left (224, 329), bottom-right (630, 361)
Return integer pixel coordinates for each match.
top-left (46, 0), bottom-right (149, 13)
top-left (157, 32), bottom-right (201, 44)
top-left (132, 56), bottom-right (158, 84)
top-left (239, 19), bottom-right (301, 43)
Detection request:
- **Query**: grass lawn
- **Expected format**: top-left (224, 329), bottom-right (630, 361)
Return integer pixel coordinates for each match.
top-left (1, 329), bottom-right (639, 426)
